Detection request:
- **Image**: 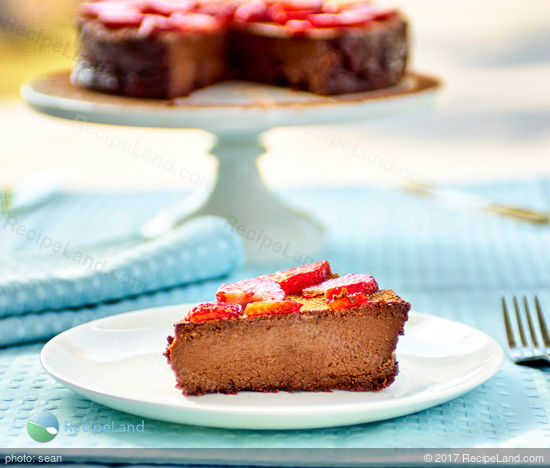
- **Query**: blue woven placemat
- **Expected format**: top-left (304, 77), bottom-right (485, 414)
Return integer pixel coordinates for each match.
top-left (1, 182), bottom-right (549, 449)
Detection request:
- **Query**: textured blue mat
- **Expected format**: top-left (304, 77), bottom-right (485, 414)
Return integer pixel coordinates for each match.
top-left (0, 182), bottom-right (549, 449)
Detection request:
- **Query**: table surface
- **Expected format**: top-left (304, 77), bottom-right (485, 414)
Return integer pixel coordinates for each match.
top-left (1, 183), bottom-right (549, 449)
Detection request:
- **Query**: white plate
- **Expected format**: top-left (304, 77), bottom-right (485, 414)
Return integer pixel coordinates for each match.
top-left (41, 306), bottom-right (503, 430)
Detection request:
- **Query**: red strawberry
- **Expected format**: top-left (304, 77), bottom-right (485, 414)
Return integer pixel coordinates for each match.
top-left (197, 0), bottom-right (238, 21)
top-left (347, 4), bottom-right (396, 19)
top-left (187, 302), bottom-right (243, 323)
top-left (284, 18), bottom-right (313, 33)
top-left (170, 11), bottom-right (221, 32)
top-left (266, 0), bottom-right (323, 11)
top-left (143, 0), bottom-right (196, 15)
top-left (262, 260), bottom-right (332, 295)
top-left (234, 0), bottom-right (269, 22)
top-left (307, 11), bottom-right (373, 28)
top-left (328, 292), bottom-right (370, 311)
top-left (216, 278), bottom-right (285, 305)
top-left (302, 273), bottom-right (378, 299)
top-left (244, 301), bottom-right (303, 317)
top-left (98, 10), bottom-right (146, 27)
top-left (138, 14), bottom-right (173, 35)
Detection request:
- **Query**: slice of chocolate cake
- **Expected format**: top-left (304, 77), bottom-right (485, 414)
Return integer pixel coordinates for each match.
top-left (165, 261), bottom-right (410, 396)
top-left (73, 0), bottom-right (409, 98)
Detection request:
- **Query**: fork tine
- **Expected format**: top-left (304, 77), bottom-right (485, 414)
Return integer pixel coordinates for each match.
top-left (523, 296), bottom-right (540, 348)
top-left (502, 297), bottom-right (517, 349)
top-left (513, 296), bottom-right (528, 347)
top-left (534, 296), bottom-right (550, 348)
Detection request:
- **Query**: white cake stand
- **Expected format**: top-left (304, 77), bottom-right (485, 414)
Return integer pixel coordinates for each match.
top-left (22, 71), bottom-right (439, 262)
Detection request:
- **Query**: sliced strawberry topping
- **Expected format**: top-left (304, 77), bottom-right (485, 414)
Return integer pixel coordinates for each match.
top-left (138, 14), bottom-right (173, 35)
top-left (82, 1), bottom-right (146, 26)
top-left (244, 300), bottom-right (303, 317)
top-left (197, 0), bottom-right (239, 20)
top-left (302, 273), bottom-right (378, 299)
top-left (235, 0), bottom-right (269, 22)
top-left (187, 302), bottom-right (243, 323)
top-left (284, 18), bottom-right (312, 33)
top-left (142, 0), bottom-right (196, 15)
top-left (170, 11), bottom-right (221, 31)
top-left (266, 0), bottom-right (323, 11)
top-left (216, 278), bottom-right (285, 305)
top-left (307, 11), bottom-right (373, 28)
top-left (328, 292), bottom-right (371, 311)
top-left (262, 260), bottom-right (332, 295)
top-left (272, 8), bottom-right (312, 23)
top-left (98, 10), bottom-right (146, 27)
top-left (347, 4), bottom-right (396, 19)
top-left (81, 1), bottom-right (141, 17)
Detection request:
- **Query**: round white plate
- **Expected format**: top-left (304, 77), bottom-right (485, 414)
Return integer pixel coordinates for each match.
top-left (40, 306), bottom-right (503, 430)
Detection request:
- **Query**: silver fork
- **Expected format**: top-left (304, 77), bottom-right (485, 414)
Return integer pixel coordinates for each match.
top-left (502, 296), bottom-right (550, 364)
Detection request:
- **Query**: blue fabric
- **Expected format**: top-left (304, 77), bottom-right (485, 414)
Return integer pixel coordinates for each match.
top-left (0, 214), bottom-right (244, 346)
top-left (0, 183), bottom-right (549, 450)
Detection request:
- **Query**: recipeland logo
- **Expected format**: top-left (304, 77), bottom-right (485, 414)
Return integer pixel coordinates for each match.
top-left (27, 412), bottom-right (59, 443)
top-left (27, 410), bottom-right (146, 442)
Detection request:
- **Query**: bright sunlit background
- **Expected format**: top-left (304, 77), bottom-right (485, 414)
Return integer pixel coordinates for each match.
top-left (1, 0), bottom-right (549, 191)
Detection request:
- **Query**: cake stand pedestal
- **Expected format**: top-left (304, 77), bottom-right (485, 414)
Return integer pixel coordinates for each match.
top-left (22, 72), bottom-right (439, 263)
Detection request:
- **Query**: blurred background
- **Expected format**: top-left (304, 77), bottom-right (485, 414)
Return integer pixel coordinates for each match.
top-left (0, 0), bottom-right (549, 191)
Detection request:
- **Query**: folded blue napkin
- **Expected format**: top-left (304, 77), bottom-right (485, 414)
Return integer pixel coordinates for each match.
top-left (0, 216), bottom-right (244, 346)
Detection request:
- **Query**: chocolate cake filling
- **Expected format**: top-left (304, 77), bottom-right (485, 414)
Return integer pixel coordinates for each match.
top-left (167, 289), bottom-right (409, 396)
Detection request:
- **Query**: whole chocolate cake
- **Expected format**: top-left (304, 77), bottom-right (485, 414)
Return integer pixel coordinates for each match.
top-left (165, 261), bottom-right (410, 396)
top-left (73, 0), bottom-right (409, 98)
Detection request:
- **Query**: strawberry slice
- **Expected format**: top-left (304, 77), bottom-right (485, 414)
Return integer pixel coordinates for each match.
top-left (98, 10), bottom-right (146, 27)
top-left (244, 301), bottom-right (303, 317)
top-left (196, 0), bottom-right (238, 21)
top-left (302, 273), bottom-right (378, 299)
top-left (216, 278), bottom-right (285, 305)
top-left (266, 0), bottom-right (323, 11)
top-left (234, 0), bottom-right (269, 22)
top-left (138, 14), bottom-right (173, 35)
top-left (347, 4), bottom-right (396, 19)
top-left (170, 11), bottom-right (221, 32)
top-left (272, 8), bottom-right (312, 23)
top-left (307, 11), bottom-right (373, 28)
top-left (327, 292), bottom-right (370, 311)
top-left (284, 18), bottom-right (313, 33)
top-left (187, 302), bottom-right (243, 323)
top-left (262, 260), bottom-right (332, 295)
top-left (143, 0), bottom-right (196, 15)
